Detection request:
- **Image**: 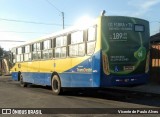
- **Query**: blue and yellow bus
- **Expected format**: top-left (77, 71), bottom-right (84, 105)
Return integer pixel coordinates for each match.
top-left (10, 15), bottom-right (150, 95)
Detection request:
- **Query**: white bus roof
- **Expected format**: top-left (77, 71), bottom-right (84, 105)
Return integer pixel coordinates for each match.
top-left (12, 21), bottom-right (96, 49)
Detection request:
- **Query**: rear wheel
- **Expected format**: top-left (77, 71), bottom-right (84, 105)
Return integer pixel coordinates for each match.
top-left (20, 74), bottom-right (27, 87)
top-left (51, 75), bottom-right (62, 95)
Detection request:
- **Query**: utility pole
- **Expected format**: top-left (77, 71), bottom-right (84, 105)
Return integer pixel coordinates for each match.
top-left (45, 0), bottom-right (64, 30)
top-left (62, 12), bottom-right (64, 29)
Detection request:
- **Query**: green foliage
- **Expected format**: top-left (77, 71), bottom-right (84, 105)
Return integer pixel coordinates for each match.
top-left (0, 46), bottom-right (4, 57)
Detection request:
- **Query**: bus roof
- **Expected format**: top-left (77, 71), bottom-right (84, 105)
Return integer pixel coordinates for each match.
top-left (12, 19), bottom-right (97, 49)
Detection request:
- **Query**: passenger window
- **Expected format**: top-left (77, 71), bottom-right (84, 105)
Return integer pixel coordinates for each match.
top-left (87, 27), bottom-right (96, 55)
top-left (78, 43), bottom-right (85, 56)
top-left (16, 47), bottom-right (24, 62)
top-left (16, 55), bottom-right (21, 62)
top-left (55, 48), bottom-right (61, 58)
top-left (42, 40), bottom-right (53, 59)
top-left (25, 45), bottom-right (30, 53)
top-left (69, 45), bottom-right (78, 56)
top-left (88, 27), bottom-right (96, 41)
top-left (43, 40), bottom-right (51, 50)
top-left (61, 47), bottom-right (66, 58)
top-left (56, 36), bottom-right (67, 47)
top-left (69, 31), bottom-right (85, 57)
top-left (24, 45), bottom-right (31, 61)
top-left (17, 48), bottom-right (22, 54)
top-left (37, 43), bottom-right (41, 51)
top-left (11, 48), bottom-right (16, 63)
top-left (33, 43), bottom-right (37, 52)
top-left (87, 42), bottom-right (96, 55)
top-left (32, 42), bottom-right (41, 60)
top-left (55, 36), bottom-right (67, 58)
top-left (71, 31), bottom-right (83, 44)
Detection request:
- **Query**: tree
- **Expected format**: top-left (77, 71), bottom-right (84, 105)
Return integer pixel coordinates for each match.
top-left (0, 46), bottom-right (4, 57)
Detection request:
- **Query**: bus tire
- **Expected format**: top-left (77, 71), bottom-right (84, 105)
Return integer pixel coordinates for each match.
top-left (20, 74), bottom-right (27, 87)
top-left (51, 75), bottom-right (62, 95)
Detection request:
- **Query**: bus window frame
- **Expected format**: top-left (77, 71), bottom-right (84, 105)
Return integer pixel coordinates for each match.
top-left (16, 47), bottom-right (24, 63)
top-left (54, 45), bottom-right (67, 59)
top-left (69, 30), bottom-right (85, 58)
top-left (71, 30), bottom-right (84, 44)
top-left (55, 35), bottom-right (67, 47)
top-left (11, 48), bottom-right (17, 63)
top-left (86, 26), bottom-right (97, 56)
top-left (32, 42), bottom-right (42, 61)
top-left (54, 35), bottom-right (67, 59)
top-left (41, 39), bottom-right (53, 60)
top-left (69, 42), bottom-right (85, 57)
top-left (24, 45), bottom-right (32, 62)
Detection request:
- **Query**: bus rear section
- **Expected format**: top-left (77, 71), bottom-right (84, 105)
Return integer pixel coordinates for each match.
top-left (100, 16), bottom-right (150, 87)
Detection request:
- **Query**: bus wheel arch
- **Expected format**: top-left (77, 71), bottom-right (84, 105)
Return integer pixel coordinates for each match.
top-left (51, 72), bottom-right (62, 95)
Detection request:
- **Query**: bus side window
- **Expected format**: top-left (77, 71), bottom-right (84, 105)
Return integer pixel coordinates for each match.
top-left (37, 43), bottom-right (41, 59)
top-left (49, 39), bottom-right (53, 58)
top-left (55, 36), bottom-right (67, 58)
top-left (11, 48), bottom-right (16, 63)
top-left (32, 43), bottom-right (37, 60)
top-left (21, 47), bottom-right (24, 62)
top-left (11, 53), bottom-right (16, 63)
top-left (67, 34), bottom-right (71, 57)
top-left (69, 31), bottom-right (85, 57)
top-left (42, 39), bottom-right (53, 59)
top-left (16, 47), bottom-right (23, 62)
top-left (32, 42), bottom-right (41, 60)
top-left (24, 45), bottom-right (31, 61)
top-left (87, 26), bottom-right (96, 55)
top-left (52, 38), bottom-right (55, 58)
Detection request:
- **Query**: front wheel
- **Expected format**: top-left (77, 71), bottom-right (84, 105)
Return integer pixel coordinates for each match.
top-left (20, 74), bottom-right (27, 87)
top-left (51, 75), bottom-right (62, 95)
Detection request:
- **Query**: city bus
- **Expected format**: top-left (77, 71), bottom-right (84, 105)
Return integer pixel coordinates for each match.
top-left (10, 15), bottom-right (150, 95)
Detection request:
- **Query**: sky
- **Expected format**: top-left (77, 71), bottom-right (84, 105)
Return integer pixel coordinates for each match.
top-left (0, 0), bottom-right (160, 50)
